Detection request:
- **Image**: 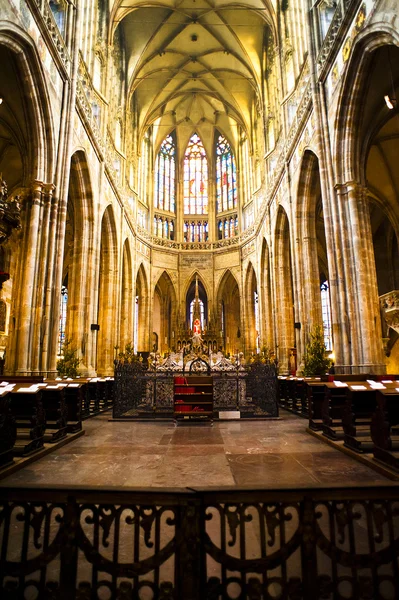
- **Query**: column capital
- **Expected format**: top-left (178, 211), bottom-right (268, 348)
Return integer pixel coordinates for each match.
top-left (334, 180), bottom-right (362, 195)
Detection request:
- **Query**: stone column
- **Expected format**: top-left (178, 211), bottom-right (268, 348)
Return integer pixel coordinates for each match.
top-left (14, 182), bottom-right (45, 374)
top-left (340, 182), bottom-right (385, 372)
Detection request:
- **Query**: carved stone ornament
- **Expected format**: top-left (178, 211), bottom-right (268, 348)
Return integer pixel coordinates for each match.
top-left (380, 291), bottom-right (399, 334)
top-left (0, 177), bottom-right (22, 244)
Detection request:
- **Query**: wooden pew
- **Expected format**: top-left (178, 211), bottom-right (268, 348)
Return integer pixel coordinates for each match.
top-left (87, 379), bottom-right (101, 416)
top-left (322, 382), bottom-right (349, 440)
top-left (277, 377), bottom-right (289, 409)
top-left (64, 382), bottom-right (85, 432)
top-left (342, 384), bottom-right (377, 453)
top-left (371, 388), bottom-right (399, 471)
top-left (40, 385), bottom-right (68, 443)
top-left (10, 385), bottom-right (46, 456)
top-left (0, 388), bottom-right (16, 467)
top-left (305, 381), bottom-right (325, 431)
top-left (291, 378), bottom-right (305, 415)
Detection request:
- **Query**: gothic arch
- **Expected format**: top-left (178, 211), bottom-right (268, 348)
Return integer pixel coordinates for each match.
top-left (0, 25), bottom-right (55, 374)
top-left (120, 239), bottom-right (133, 351)
top-left (217, 269), bottom-right (242, 355)
top-left (97, 205), bottom-right (119, 374)
top-left (334, 31), bottom-right (399, 184)
top-left (244, 261), bottom-right (259, 355)
top-left (153, 271), bottom-right (177, 354)
top-left (295, 151), bottom-right (325, 330)
top-left (62, 150), bottom-right (95, 374)
top-left (274, 206), bottom-right (295, 373)
top-left (135, 263), bottom-right (150, 353)
top-left (0, 23), bottom-right (54, 182)
top-left (260, 238), bottom-right (274, 351)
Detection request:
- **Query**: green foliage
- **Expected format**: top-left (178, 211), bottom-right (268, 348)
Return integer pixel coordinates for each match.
top-left (117, 342), bottom-right (140, 363)
top-left (56, 339), bottom-right (81, 378)
top-left (302, 325), bottom-right (332, 376)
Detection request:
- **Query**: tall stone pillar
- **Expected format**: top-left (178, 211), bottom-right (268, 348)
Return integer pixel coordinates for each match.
top-left (336, 181), bottom-right (385, 373)
top-left (14, 182), bottom-right (45, 374)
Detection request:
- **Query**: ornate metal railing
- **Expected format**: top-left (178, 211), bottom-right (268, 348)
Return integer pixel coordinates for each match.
top-left (1, 484), bottom-right (398, 599)
top-left (113, 362), bottom-right (278, 418)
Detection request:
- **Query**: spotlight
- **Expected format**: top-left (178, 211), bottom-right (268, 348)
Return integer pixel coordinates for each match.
top-left (384, 94), bottom-right (395, 110)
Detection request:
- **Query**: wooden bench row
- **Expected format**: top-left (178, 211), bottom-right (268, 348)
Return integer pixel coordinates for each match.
top-left (0, 377), bottom-right (114, 469)
top-left (278, 375), bottom-right (399, 472)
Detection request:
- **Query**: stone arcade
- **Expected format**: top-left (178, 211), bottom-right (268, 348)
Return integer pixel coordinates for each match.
top-left (0, 1), bottom-right (399, 598)
top-left (0, 0), bottom-right (398, 377)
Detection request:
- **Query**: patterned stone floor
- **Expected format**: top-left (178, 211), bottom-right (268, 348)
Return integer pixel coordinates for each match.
top-left (0, 411), bottom-right (392, 488)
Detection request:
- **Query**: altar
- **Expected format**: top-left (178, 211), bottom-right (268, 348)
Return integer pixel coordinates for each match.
top-left (112, 351), bottom-right (278, 420)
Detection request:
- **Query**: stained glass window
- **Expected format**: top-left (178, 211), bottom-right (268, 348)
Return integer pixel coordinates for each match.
top-left (183, 221), bottom-right (208, 242)
top-left (59, 284), bottom-right (68, 355)
top-left (154, 133), bottom-right (176, 213)
top-left (190, 299), bottom-right (205, 329)
top-left (216, 134), bottom-right (237, 213)
top-left (321, 281), bottom-right (333, 351)
top-left (184, 133), bottom-right (208, 215)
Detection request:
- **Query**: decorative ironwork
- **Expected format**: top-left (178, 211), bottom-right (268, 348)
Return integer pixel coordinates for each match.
top-left (114, 361), bottom-right (278, 418)
top-left (113, 360), bottom-right (147, 418)
top-left (1, 486), bottom-right (398, 599)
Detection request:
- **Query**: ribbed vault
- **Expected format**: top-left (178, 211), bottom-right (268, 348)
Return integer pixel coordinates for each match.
top-left (110, 0), bottom-right (276, 153)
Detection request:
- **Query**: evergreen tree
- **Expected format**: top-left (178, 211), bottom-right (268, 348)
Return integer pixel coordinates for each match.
top-left (302, 325), bottom-right (332, 376)
top-left (56, 339), bottom-right (81, 378)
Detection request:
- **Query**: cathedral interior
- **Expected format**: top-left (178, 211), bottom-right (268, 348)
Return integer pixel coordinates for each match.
top-left (0, 1), bottom-right (399, 598)
top-left (0, 0), bottom-right (397, 377)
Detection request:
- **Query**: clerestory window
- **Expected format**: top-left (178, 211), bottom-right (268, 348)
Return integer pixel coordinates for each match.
top-left (184, 133), bottom-right (208, 215)
top-left (154, 134), bottom-right (176, 213)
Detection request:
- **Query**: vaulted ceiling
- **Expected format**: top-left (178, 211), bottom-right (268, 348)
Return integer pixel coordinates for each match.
top-left (110, 0), bottom-right (277, 156)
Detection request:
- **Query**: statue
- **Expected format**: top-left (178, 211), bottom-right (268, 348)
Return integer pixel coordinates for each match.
top-left (192, 329), bottom-right (204, 349)
top-left (0, 175), bottom-right (22, 244)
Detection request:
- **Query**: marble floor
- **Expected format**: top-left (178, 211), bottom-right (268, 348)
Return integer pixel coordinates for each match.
top-left (0, 411), bottom-right (392, 488)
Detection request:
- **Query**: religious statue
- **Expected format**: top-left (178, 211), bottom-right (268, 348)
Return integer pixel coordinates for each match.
top-left (192, 329), bottom-right (204, 349)
top-left (0, 175), bottom-right (22, 244)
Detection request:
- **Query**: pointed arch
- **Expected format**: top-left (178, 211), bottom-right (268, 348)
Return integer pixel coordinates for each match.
top-left (0, 24), bottom-right (54, 182)
top-left (334, 32), bottom-right (399, 184)
top-left (120, 239), bottom-right (133, 350)
top-left (153, 271), bottom-right (177, 354)
top-left (215, 131), bottom-right (237, 213)
top-left (274, 206), bottom-right (295, 373)
top-left (260, 238), bottom-right (274, 351)
top-left (62, 150), bottom-right (95, 373)
top-left (185, 274), bottom-right (208, 330)
top-left (296, 150), bottom-right (325, 324)
top-left (217, 269), bottom-right (242, 355)
top-left (183, 133), bottom-right (208, 215)
top-left (154, 132), bottom-right (176, 213)
top-left (97, 205), bottom-right (119, 374)
top-left (244, 262), bottom-right (259, 355)
top-left (135, 263), bottom-right (150, 353)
